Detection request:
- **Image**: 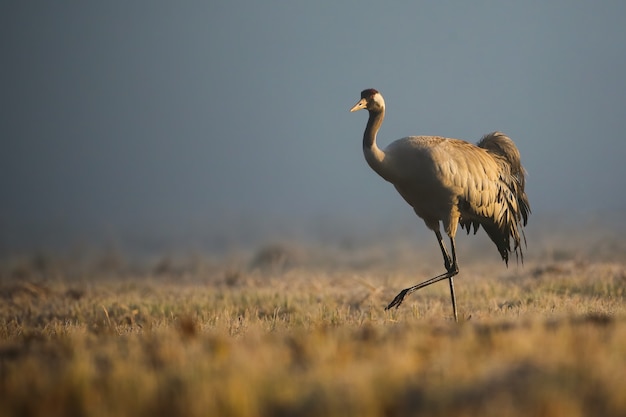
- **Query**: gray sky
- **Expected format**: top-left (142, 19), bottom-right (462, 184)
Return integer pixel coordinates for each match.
top-left (2, 1), bottom-right (626, 250)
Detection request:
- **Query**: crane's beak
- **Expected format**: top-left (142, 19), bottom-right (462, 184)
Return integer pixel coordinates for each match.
top-left (350, 98), bottom-right (367, 112)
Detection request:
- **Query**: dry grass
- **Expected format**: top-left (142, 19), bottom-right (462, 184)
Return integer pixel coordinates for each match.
top-left (0, 238), bottom-right (625, 417)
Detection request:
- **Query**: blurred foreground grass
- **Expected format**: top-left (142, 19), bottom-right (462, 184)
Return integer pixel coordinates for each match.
top-left (0, 239), bottom-right (625, 417)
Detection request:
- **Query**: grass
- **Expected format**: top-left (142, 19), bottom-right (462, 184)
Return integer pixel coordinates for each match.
top-left (0, 238), bottom-right (625, 417)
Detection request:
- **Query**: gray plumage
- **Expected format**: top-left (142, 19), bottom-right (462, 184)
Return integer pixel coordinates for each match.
top-left (350, 88), bottom-right (530, 320)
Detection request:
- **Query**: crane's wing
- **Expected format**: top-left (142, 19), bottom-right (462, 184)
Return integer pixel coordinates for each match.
top-left (453, 133), bottom-right (530, 264)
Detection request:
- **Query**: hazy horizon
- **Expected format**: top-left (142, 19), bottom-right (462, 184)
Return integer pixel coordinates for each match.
top-left (2, 2), bottom-right (626, 252)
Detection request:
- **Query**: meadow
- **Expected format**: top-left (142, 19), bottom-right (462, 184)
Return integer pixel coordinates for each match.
top-left (1, 227), bottom-right (625, 417)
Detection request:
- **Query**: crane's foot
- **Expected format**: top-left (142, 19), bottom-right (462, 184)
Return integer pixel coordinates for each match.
top-left (385, 269), bottom-right (458, 312)
top-left (385, 288), bottom-right (409, 310)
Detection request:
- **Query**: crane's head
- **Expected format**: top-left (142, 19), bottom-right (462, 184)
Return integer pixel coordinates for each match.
top-left (350, 88), bottom-right (385, 113)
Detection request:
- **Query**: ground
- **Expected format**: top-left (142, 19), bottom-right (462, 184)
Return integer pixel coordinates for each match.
top-left (0, 231), bottom-right (625, 417)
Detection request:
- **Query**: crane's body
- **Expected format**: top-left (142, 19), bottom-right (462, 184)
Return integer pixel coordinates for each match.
top-left (351, 88), bottom-right (530, 321)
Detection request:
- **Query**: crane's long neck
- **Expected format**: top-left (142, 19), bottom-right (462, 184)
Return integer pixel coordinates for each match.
top-left (363, 109), bottom-right (390, 180)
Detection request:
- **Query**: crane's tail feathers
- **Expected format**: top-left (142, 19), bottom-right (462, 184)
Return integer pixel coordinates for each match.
top-left (477, 132), bottom-right (527, 192)
top-left (462, 132), bottom-right (531, 265)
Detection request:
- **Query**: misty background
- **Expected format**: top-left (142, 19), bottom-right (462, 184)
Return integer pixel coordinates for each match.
top-left (2, 2), bottom-right (626, 254)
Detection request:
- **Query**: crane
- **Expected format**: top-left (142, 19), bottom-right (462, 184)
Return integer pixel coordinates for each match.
top-left (350, 88), bottom-right (530, 321)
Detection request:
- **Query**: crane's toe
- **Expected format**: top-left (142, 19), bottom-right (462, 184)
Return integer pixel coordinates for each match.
top-left (385, 288), bottom-right (409, 310)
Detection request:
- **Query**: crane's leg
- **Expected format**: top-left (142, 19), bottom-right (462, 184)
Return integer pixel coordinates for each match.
top-left (385, 232), bottom-right (460, 322)
top-left (446, 236), bottom-right (459, 322)
top-left (435, 231), bottom-right (460, 321)
top-left (435, 230), bottom-right (453, 270)
top-left (448, 276), bottom-right (458, 322)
